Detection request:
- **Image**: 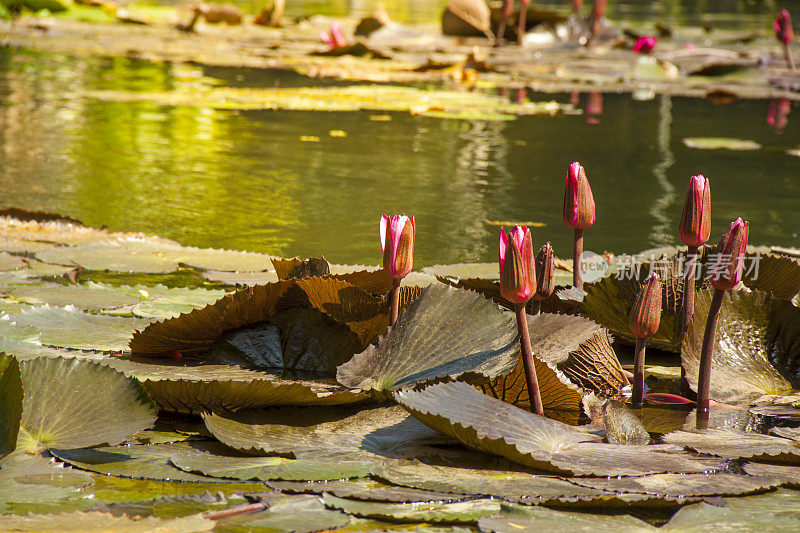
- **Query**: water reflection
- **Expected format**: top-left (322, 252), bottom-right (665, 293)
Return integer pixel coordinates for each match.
top-left (0, 49), bottom-right (798, 266)
top-left (768, 99), bottom-right (791, 134)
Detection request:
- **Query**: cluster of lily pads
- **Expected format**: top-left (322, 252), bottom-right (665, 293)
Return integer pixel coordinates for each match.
top-left (0, 205), bottom-right (800, 531)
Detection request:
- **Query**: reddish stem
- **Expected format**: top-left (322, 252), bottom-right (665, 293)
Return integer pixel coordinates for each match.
top-left (632, 337), bottom-right (646, 407)
top-left (680, 245), bottom-right (698, 396)
top-left (517, 2), bottom-right (528, 45)
top-left (495, 0), bottom-right (513, 46)
top-left (696, 288), bottom-right (725, 419)
top-left (515, 303), bottom-right (544, 416)
top-left (389, 278), bottom-right (401, 326)
top-left (573, 229), bottom-right (584, 290)
top-left (203, 503), bottom-right (266, 520)
top-left (784, 42), bottom-right (796, 70)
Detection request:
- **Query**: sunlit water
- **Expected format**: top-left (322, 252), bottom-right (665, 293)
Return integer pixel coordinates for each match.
top-left (0, 48), bottom-right (798, 266)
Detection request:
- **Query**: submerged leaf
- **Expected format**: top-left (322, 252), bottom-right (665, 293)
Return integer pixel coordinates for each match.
top-left (322, 493), bottom-right (501, 524)
top-left (682, 290), bottom-right (799, 403)
top-left (18, 357), bottom-right (156, 453)
top-left (337, 284), bottom-right (519, 393)
top-left (0, 354), bottom-right (23, 458)
top-left (395, 382), bottom-right (726, 475)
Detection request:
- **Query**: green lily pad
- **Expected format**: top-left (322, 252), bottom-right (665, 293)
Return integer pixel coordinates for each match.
top-left (0, 511), bottom-right (214, 532)
top-left (201, 270), bottom-right (279, 286)
top-left (80, 474), bottom-right (265, 504)
top-left (0, 252), bottom-right (29, 271)
top-left (663, 428), bottom-right (800, 464)
top-left (662, 490), bottom-right (800, 531)
top-left (682, 290), bottom-right (799, 404)
top-left (18, 357), bottom-right (156, 452)
top-left (0, 337), bottom-right (104, 362)
top-left (337, 283), bottom-right (519, 394)
top-left (0, 354), bottom-right (22, 458)
top-left (322, 493), bottom-right (501, 524)
top-left (106, 492), bottom-right (247, 519)
top-left (395, 381), bottom-right (726, 476)
top-left (5, 306), bottom-right (151, 352)
top-left (37, 241), bottom-right (180, 274)
top-left (104, 358), bottom-right (367, 415)
top-left (267, 479), bottom-right (467, 503)
top-left (374, 461), bottom-right (606, 504)
top-left (6, 282), bottom-right (143, 312)
top-left (52, 441), bottom-right (242, 483)
top-left (477, 502), bottom-right (653, 532)
top-left (217, 494), bottom-right (351, 533)
top-left (682, 137), bottom-right (762, 150)
top-left (571, 472), bottom-right (780, 497)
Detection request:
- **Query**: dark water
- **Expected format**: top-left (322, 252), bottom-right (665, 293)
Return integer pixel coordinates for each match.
top-left (0, 49), bottom-right (798, 266)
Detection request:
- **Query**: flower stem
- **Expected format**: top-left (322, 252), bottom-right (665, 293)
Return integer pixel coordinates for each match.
top-left (389, 278), bottom-right (401, 326)
top-left (515, 303), bottom-right (544, 416)
top-left (784, 42), bottom-right (797, 70)
top-left (529, 300), bottom-right (542, 316)
top-left (696, 288), bottom-right (725, 417)
top-left (632, 337), bottom-right (646, 407)
top-left (573, 229), bottom-right (584, 290)
top-left (680, 245), bottom-right (698, 396)
top-left (517, 5), bottom-right (527, 45)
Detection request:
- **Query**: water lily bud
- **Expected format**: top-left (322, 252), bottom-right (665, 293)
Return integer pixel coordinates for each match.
top-left (775, 9), bottom-right (795, 45)
top-left (499, 226), bottom-right (537, 304)
top-left (633, 35), bottom-right (657, 53)
top-left (678, 174), bottom-right (711, 247)
top-left (629, 272), bottom-right (662, 339)
top-left (533, 242), bottom-right (555, 301)
top-left (709, 217), bottom-right (749, 291)
top-left (563, 161), bottom-right (596, 230)
top-left (380, 214), bottom-right (415, 279)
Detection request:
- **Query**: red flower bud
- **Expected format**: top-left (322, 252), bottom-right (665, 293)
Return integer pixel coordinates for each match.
top-left (775, 9), bottom-right (795, 45)
top-left (499, 226), bottom-right (537, 304)
top-left (380, 214), bottom-right (415, 279)
top-left (563, 162), bottom-right (596, 230)
top-left (629, 272), bottom-right (662, 339)
top-left (532, 242), bottom-right (555, 301)
top-left (678, 174), bottom-right (711, 247)
top-left (633, 35), bottom-right (657, 53)
top-left (709, 217), bottom-right (749, 291)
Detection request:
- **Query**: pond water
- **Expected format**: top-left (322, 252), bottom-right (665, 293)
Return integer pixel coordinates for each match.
top-left (1, 48), bottom-right (798, 266)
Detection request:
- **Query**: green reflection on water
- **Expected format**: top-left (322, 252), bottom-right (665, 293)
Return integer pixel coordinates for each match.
top-left (0, 49), bottom-right (798, 267)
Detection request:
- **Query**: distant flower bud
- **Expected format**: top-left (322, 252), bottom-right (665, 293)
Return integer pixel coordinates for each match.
top-left (532, 242), bottom-right (555, 301)
top-left (499, 226), bottom-right (537, 304)
top-left (633, 35), bottom-right (657, 53)
top-left (679, 174), bottom-right (711, 247)
top-left (380, 214), bottom-right (415, 279)
top-left (629, 272), bottom-right (662, 339)
top-left (709, 217), bottom-right (749, 291)
top-left (563, 162), bottom-right (596, 230)
top-left (775, 10), bottom-right (795, 45)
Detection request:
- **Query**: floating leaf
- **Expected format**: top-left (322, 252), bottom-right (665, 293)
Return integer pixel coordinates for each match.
top-left (6, 305), bottom-right (151, 352)
top-left (52, 441), bottom-right (240, 483)
top-left (682, 290), bottom-right (799, 404)
top-left (107, 492), bottom-right (246, 520)
top-left (0, 511), bottom-right (214, 532)
top-left (478, 502), bottom-right (652, 532)
top-left (395, 382), bottom-right (726, 475)
top-left (743, 252), bottom-right (800, 300)
top-left (662, 490), bottom-right (800, 531)
top-left (202, 270), bottom-right (279, 286)
top-left (743, 462), bottom-right (800, 488)
top-left (219, 494), bottom-right (350, 533)
top-left (322, 493), bottom-right (501, 524)
top-left (0, 252), bottom-right (29, 271)
top-left (104, 358), bottom-right (367, 415)
top-left (80, 475), bottom-right (264, 505)
top-left (682, 137), bottom-right (762, 150)
top-left (18, 357), bottom-right (156, 452)
top-left (6, 282), bottom-right (142, 312)
top-left (267, 479), bottom-right (466, 503)
top-left (0, 452), bottom-right (93, 514)
top-left (571, 472), bottom-right (779, 497)
top-left (337, 284), bottom-right (519, 393)
top-left (663, 428), bottom-right (800, 464)
top-left (374, 461), bottom-right (605, 504)
top-left (0, 354), bottom-right (22, 458)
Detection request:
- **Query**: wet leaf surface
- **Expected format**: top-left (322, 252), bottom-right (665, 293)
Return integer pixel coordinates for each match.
top-left (682, 137), bottom-right (762, 150)
top-left (0, 452), bottom-right (94, 514)
top-left (337, 283), bottom-right (519, 393)
top-left (217, 494), bottom-right (351, 533)
top-left (322, 492), bottom-right (501, 523)
top-left (743, 462), bottom-right (800, 488)
top-left (0, 354), bottom-right (23, 458)
top-left (0, 510), bottom-right (214, 532)
top-left (571, 472), bottom-right (780, 497)
top-left (662, 428), bottom-right (800, 464)
top-left (267, 479), bottom-right (467, 503)
top-left (18, 357), bottom-right (156, 453)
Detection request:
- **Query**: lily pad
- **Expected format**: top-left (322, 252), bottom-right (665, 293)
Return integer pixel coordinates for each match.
top-left (571, 472), bottom-right (780, 497)
top-left (0, 252), bottom-right (29, 271)
top-left (682, 137), bottom-right (762, 150)
top-left (80, 475), bottom-right (265, 505)
top-left (202, 270), bottom-right (279, 286)
top-left (0, 452), bottom-right (94, 514)
top-left (322, 493), bottom-right (501, 524)
top-left (0, 511), bottom-right (214, 532)
top-left (267, 479), bottom-right (467, 503)
top-left (18, 357), bottom-right (156, 453)
top-left (52, 441), bottom-right (241, 483)
top-left (104, 358), bottom-right (367, 415)
top-left (106, 492), bottom-right (247, 519)
top-left (662, 428), bottom-right (800, 464)
top-left (0, 354), bottom-right (23, 458)
top-left (743, 252), bottom-right (800, 300)
top-left (743, 462), bottom-right (800, 488)
top-left (662, 490), bottom-right (800, 531)
top-left (395, 381), bottom-right (726, 476)
top-left (336, 283), bottom-right (519, 393)
top-left (6, 282), bottom-right (143, 312)
top-left (682, 289), bottom-right (799, 404)
top-left (5, 305), bottom-right (151, 352)
top-left (218, 494), bottom-right (350, 533)
top-left (477, 502), bottom-right (653, 532)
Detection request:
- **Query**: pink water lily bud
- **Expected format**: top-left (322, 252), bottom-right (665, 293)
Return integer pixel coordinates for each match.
top-left (633, 35), bottom-right (657, 53)
top-left (320, 22), bottom-right (347, 49)
top-left (563, 162), bottom-right (596, 230)
top-left (499, 226), bottom-right (537, 304)
top-left (629, 272), bottom-right (662, 339)
top-left (709, 218), bottom-right (749, 291)
top-left (679, 174), bottom-right (711, 247)
top-left (380, 214), bottom-right (415, 279)
top-left (775, 9), bottom-right (795, 44)
top-left (533, 242), bottom-right (555, 301)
